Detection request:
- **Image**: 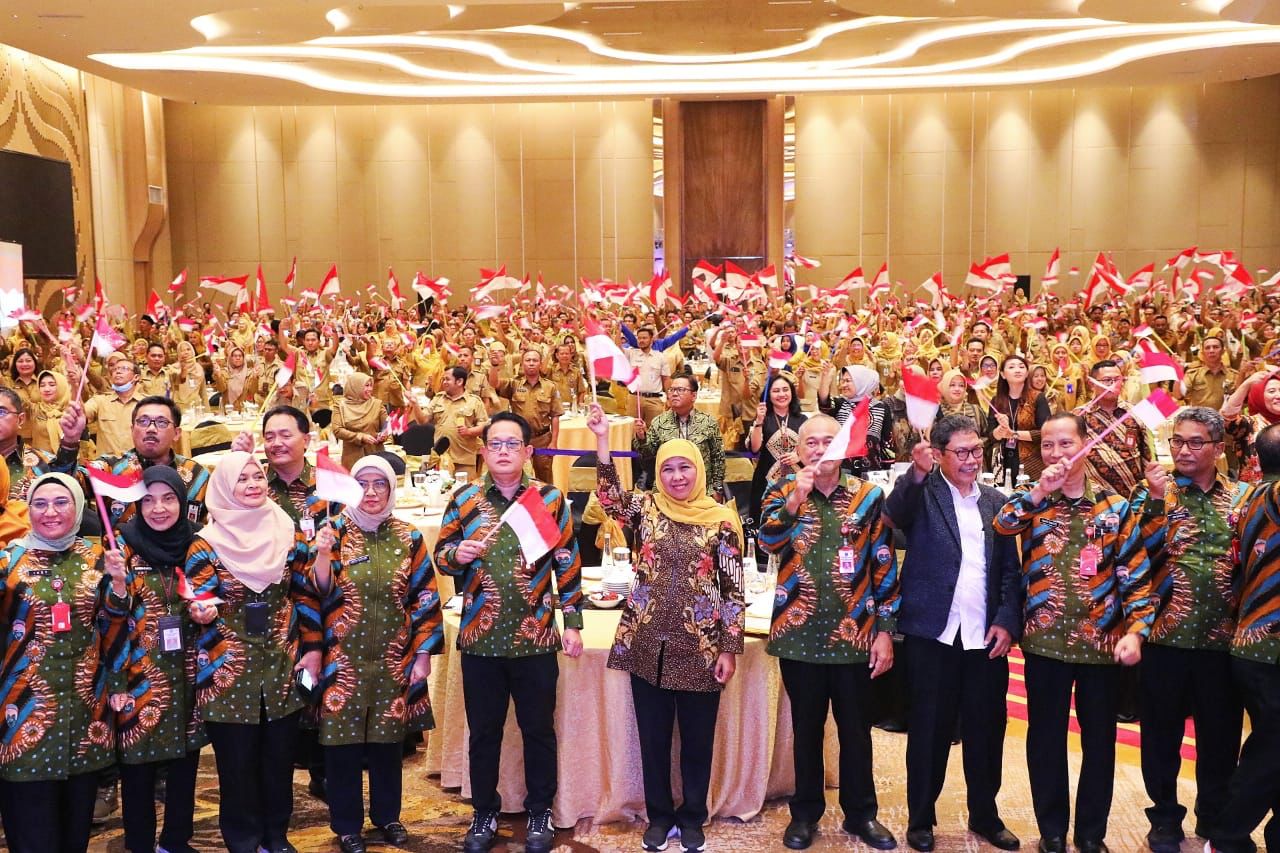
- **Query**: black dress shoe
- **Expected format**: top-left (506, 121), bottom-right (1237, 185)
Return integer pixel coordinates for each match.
top-left (843, 818), bottom-right (898, 850)
top-left (338, 835), bottom-right (367, 853)
top-left (1147, 824), bottom-right (1184, 853)
top-left (377, 821), bottom-right (410, 845)
top-left (1037, 837), bottom-right (1066, 853)
top-left (782, 820), bottom-right (817, 850)
top-left (307, 777), bottom-right (327, 803)
top-left (969, 824), bottom-right (1020, 850)
top-left (906, 827), bottom-right (935, 851)
top-left (1074, 840), bottom-right (1110, 853)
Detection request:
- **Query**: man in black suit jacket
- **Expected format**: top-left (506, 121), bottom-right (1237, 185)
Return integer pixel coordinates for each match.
top-left (884, 414), bottom-right (1023, 853)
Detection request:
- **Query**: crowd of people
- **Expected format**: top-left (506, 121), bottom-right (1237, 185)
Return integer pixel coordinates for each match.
top-left (0, 259), bottom-right (1275, 853)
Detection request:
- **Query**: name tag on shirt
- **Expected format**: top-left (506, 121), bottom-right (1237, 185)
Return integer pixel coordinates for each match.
top-left (300, 516), bottom-right (315, 539)
top-left (51, 601), bottom-right (72, 633)
top-left (838, 546), bottom-right (857, 576)
top-left (157, 614), bottom-right (183, 653)
top-left (1079, 545), bottom-right (1101, 578)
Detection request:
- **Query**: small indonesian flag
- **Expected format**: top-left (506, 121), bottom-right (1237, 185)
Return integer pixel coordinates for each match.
top-left (868, 263), bottom-right (891, 302)
top-left (255, 265), bottom-right (273, 314)
top-left (472, 302), bottom-right (507, 321)
top-left (768, 349), bottom-right (792, 370)
top-left (1165, 246), bottom-right (1197, 271)
top-left (787, 253), bottom-right (821, 269)
top-left (92, 315), bottom-right (126, 357)
top-left (387, 268), bottom-right (405, 309)
top-left (175, 567), bottom-right (224, 606)
top-left (820, 397), bottom-right (871, 463)
top-left (7, 307), bottom-right (40, 322)
top-left (902, 367), bottom-right (941, 430)
top-left (275, 350), bottom-right (296, 388)
top-left (1042, 247), bottom-right (1060, 288)
top-left (368, 355), bottom-right (391, 372)
top-left (499, 487), bottom-right (562, 565)
top-left (199, 274), bottom-right (250, 297)
top-left (739, 330), bottom-right (762, 347)
top-left (94, 276), bottom-right (107, 313)
top-left (169, 268), bottom-right (187, 293)
top-left (756, 264), bottom-right (778, 291)
top-left (1133, 323), bottom-right (1154, 338)
top-left (320, 264), bottom-right (341, 297)
top-left (584, 314), bottom-right (639, 386)
top-left (145, 290), bottom-right (164, 319)
top-left (1130, 389), bottom-right (1180, 431)
top-left (87, 465), bottom-right (146, 503)
top-left (283, 256), bottom-right (297, 291)
top-left (837, 267), bottom-right (866, 291)
top-left (74, 303), bottom-right (95, 323)
top-left (1138, 342), bottom-right (1185, 390)
top-left (315, 446), bottom-right (364, 507)
top-left (176, 316), bottom-right (197, 332)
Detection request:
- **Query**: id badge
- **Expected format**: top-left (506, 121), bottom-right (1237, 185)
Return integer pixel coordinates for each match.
top-left (51, 601), bottom-right (72, 633)
top-left (1006, 437), bottom-right (1018, 448)
top-left (157, 614), bottom-right (184, 653)
top-left (1125, 431), bottom-right (1136, 448)
top-left (1079, 545), bottom-right (1101, 578)
top-left (300, 516), bottom-right (316, 539)
top-left (838, 546), bottom-right (857, 576)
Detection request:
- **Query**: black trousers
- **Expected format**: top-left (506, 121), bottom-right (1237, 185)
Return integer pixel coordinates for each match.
top-left (778, 657), bottom-right (877, 825)
top-left (0, 770), bottom-right (99, 852)
top-left (1139, 643), bottom-right (1243, 833)
top-left (904, 634), bottom-right (1009, 833)
top-left (629, 674), bottom-right (721, 829)
top-left (460, 651), bottom-right (559, 814)
top-left (1023, 652), bottom-right (1120, 843)
top-left (325, 740), bottom-right (404, 836)
top-left (1212, 657), bottom-right (1280, 853)
top-left (119, 750), bottom-right (201, 853)
top-left (206, 708), bottom-right (301, 853)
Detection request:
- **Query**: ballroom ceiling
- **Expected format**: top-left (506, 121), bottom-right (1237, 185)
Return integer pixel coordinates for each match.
top-left (6, 0), bottom-right (1280, 102)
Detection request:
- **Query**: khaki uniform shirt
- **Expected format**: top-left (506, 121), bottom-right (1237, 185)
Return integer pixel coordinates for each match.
top-left (496, 377), bottom-right (563, 441)
top-left (1183, 363), bottom-right (1238, 411)
top-left (428, 392), bottom-right (487, 464)
top-left (137, 365), bottom-right (178, 399)
top-left (547, 365), bottom-right (588, 406)
top-left (84, 387), bottom-right (145, 456)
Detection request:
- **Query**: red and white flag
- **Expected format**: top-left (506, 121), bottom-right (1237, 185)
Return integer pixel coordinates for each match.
top-left (1042, 248), bottom-right (1060, 289)
top-left (199, 274), bottom-right (250, 297)
top-left (472, 302), bottom-right (507, 321)
top-left (1164, 246), bottom-right (1197, 271)
top-left (387, 268), bottom-right (405, 309)
top-left (786, 253), bottom-right (821, 269)
top-left (645, 271), bottom-right (679, 310)
top-left (499, 487), bottom-right (562, 564)
top-left (87, 465), bottom-right (146, 503)
top-left (1133, 323), bottom-right (1155, 339)
top-left (584, 314), bottom-right (639, 387)
top-left (169, 269), bottom-right (187, 294)
top-left (722, 261), bottom-right (752, 299)
top-left (756, 264), bottom-right (778, 292)
top-left (144, 290), bottom-right (165, 319)
top-left (255, 265), bottom-right (273, 314)
top-left (768, 348), bottom-right (792, 371)
top-left (902, 367), bottom-right (941, 430)
top-left (837, 267), bottom-right (866, 291)
top-left (91, 315), bottom-right (126, 357)
top-left (320, 265), bottom-right (341, 298)
top-left (1217, 263), bottom-right (1253, 299)
top-left (315, 446), bottom-right (365, 507)
top-left (1138, 342), bottom-right (1185, 390)
top-left (275, 350), bottom-right (296, 388)
top-left (691, 260), bottom-right (724, 290)
top-left (174, 567), bottom-right (224, 605)
top-left (368, 355), bottom-right (391, 372)
top-left (920, 272), bottom-right (947, 307)
top-left (820, 397), bottom-right (871, 463)
top-left (283, 257), bottom-right (297, 292)
top-left (965, 263), bottom-right (1000, 293)
top-left (94, 276), bottom-right (107, 314)
top-left (738, 330), bottom-right (762, 348)
top-left (868, 263), bottom-right (891, 302)
top-left (1127, 263), bottom-right (1155, 292)
top-left (1130, 389), bottom-right (1180, 431)
top-left (412, 272), bottom-right (451, 301)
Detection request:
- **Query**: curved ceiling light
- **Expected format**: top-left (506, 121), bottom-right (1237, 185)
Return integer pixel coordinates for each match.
top-left (170, 20), bottom-right (1257, 84)
top-left (91, 27), bottom-right (1280, 98)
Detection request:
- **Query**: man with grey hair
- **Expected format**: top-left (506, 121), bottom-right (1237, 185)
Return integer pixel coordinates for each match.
top-left (1128, 406), bottom-right (1243, 853)
top-left (884, 414), bottom-right (1022, 852)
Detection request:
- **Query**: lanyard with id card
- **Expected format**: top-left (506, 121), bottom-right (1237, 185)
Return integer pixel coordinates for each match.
top-left (50, 577), bottom-right (72, 633)
top-left (156, 570), bottom-right (184, 653)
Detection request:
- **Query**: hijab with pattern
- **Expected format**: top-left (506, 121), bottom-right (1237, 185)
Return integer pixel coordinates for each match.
top-left (344, 455), bottom-right (397, 533)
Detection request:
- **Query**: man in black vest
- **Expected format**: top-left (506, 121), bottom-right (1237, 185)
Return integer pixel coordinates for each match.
top-left (885, 414), bottom-right (1023, 852)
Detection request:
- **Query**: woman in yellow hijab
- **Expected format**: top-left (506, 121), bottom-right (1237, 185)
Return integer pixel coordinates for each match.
top-left (29, 369), bottom-right (69, 454)
top-left (331, 372), bottom-right (388, 468)
top-left (586, 407), bottom-right (744, 851)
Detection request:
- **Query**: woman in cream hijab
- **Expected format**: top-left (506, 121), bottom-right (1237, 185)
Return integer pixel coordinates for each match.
top-left (213, 345), bottom-right (260, 412)
top-left (183, 452), bottom-right (322, 853)
top-left (332, 372), bottom-right (388, 469)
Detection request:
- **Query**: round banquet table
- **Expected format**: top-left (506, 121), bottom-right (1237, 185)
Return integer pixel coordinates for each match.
top-left (178, 412), bottom-right (260, 457)
top-left (422, 600), bottom-right (845, 828)
top-left (551, 414), bottom-right (634, 495)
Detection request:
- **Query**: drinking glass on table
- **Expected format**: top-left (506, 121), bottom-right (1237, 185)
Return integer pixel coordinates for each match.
top-left (611, 546), bottom-right (631, 572)
top-left (412, 471), bottom-right (427, 493)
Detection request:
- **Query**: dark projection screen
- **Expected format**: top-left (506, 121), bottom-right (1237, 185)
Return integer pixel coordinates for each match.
top-left (0, 150), bottom-right (77, 279)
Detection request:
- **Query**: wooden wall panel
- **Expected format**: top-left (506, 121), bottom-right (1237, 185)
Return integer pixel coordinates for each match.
top-left (679, 99), bottom-right (767, 285)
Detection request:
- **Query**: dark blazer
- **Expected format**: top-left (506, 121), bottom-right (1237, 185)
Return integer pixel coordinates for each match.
top-left (884, 467), bottom-right (1023, 642)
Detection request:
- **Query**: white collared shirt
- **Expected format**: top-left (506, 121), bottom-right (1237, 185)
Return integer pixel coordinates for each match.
top-left (937, 473), bottom-right (989, 650)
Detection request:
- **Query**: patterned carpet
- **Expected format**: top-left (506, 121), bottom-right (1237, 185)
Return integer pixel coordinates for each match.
top-left (84, 715), bottom-right (1256, 853)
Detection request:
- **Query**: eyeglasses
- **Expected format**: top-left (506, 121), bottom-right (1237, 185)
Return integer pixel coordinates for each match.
top-left (356, 479), bottom-right (390, 494)
top-left (667, 387), bottom-right (692, 395)
top-left (30, 498), bottom-right (73, 512)
top-left (486, 439), bottom-right (525, 452)
top-left (943, 447), bottom-right (984, 461)
top-left (134, 417), bottom-right (174, 430)
top-left (0, 407), bottom-right (16, 419)
top-left (1170, 437), bottom-right (1217, 451)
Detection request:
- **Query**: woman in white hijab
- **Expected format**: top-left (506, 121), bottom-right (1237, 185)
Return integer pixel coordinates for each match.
top-left (182, 451), bottom-right (323, 853)
top-left (309, 455), bottom-right (442, 853)
top-left (817, 365), bottom-right (895, 475)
